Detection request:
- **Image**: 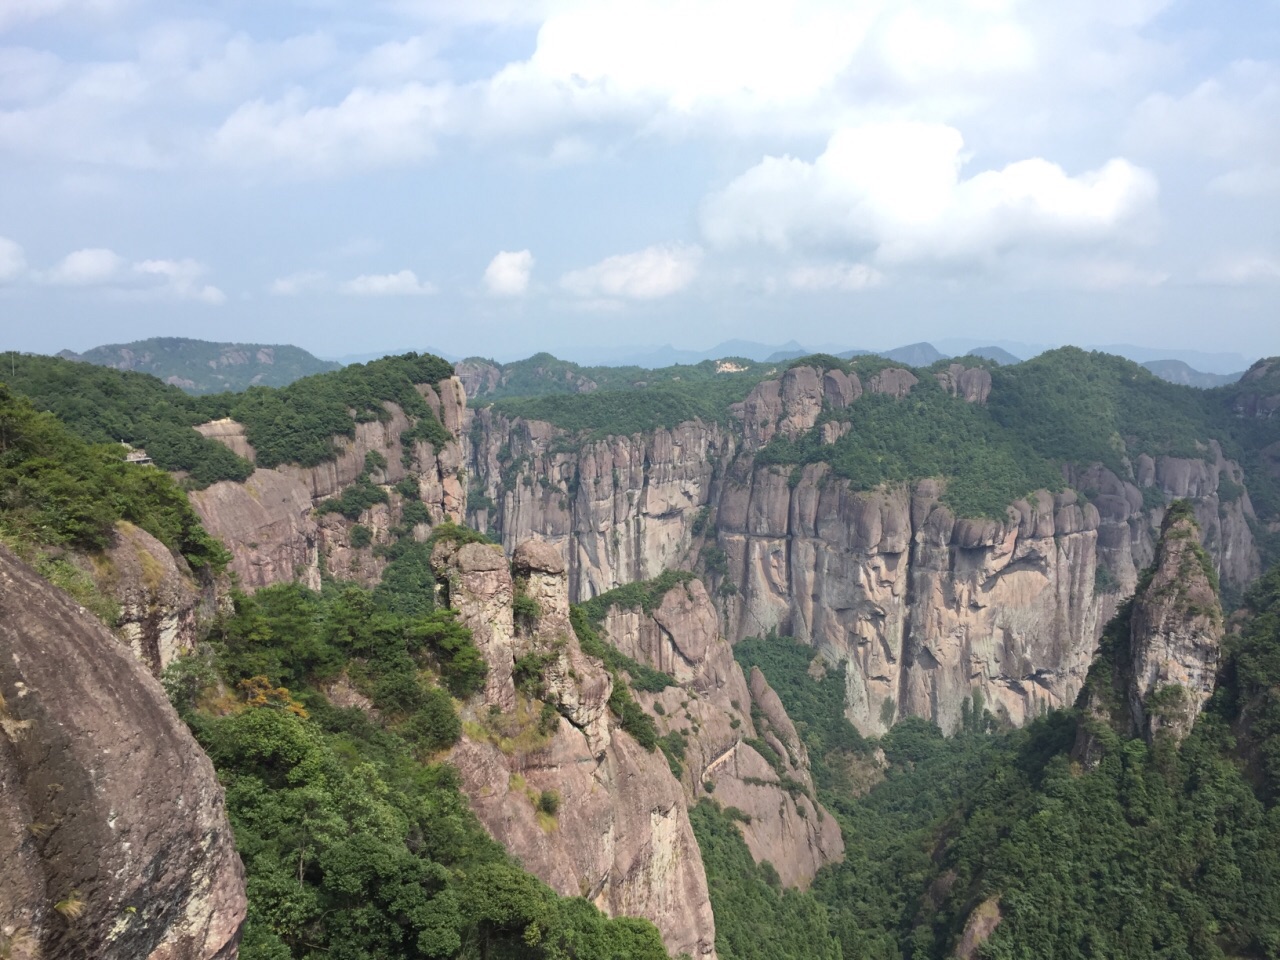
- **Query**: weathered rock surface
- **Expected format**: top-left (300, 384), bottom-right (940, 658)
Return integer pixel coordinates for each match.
top-left (934, 364), bottom-right (992, 404)
top-left (600, 579), bottom-right (844, 889)
top-left (191, 379), bottom-right (467, 590)
top-left (465, 363), bottom-right (1260, 736)
top-left (96, 522), bottom-right (202, 677)
top-left (0, 545), bottom-right (245, 960)
top-left (434, 541), bottom-right (717, 958)
top-left (1075, 507), bottom-right (1225, 757)
top-left (1125, 516), bottom-right (1223, 743)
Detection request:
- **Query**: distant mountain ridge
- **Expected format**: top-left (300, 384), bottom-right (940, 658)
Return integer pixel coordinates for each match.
top-left (60, 336), bottom-right (341, 394)
top-left (1140, 358), bottom-right (1243, 388)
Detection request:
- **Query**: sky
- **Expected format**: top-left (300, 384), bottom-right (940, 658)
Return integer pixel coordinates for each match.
top-left (1, 0), bottom-right (1278, 365)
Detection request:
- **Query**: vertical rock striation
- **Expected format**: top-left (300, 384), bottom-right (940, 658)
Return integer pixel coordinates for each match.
top-left (0, 545), bottom-right (246, 960)
top-left (466, 363), bottom-right (1260, 735)
top-left (433, 540), bottom-right (717, 959)
top-left (598, 578), bottom-right (844, 889)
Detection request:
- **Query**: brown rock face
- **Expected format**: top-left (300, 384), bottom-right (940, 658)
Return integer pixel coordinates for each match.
top-left (191, 379), bottom-right (467, 591)
top-left (98, 522), bottom-right (203, 677)
top-left (466, 362), bottom-right (1261, 736)
top-left (434, 541), bottom-right (717, 959)
top-left (933, 364), bottom-right (992, 403)
top-left (1126, 511), bottom-right (1224, 742)
top-left (0, 546), bottom-right (245, 960)
top-left (600, 580), bottom-right (844, 889)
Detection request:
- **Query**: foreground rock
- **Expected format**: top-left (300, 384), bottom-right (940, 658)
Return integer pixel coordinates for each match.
top-left (0, 546), bottom-right (246, 960)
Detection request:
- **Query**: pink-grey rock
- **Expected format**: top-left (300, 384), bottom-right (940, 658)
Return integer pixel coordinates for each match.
top-left (0, 545), bottom-right (246, 960)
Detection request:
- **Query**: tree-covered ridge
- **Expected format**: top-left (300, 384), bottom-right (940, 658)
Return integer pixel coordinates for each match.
top-left (0, 382), bottom-right (229, 573)
top-left (722, 555), bottom-right (1280, 960)
top-left (462, 353), bottom-right (775, 403)
top-left (489, 376), bottom-right (762, 438)
top-left (230, 351), bottom-right (455, 468)
top-left (5, 353), bottom-right (255, 487)
top-left (757, 368), bottom-right (1065, 518)
top-left (6, 351), bottom-right (456, 483)
top-left (171, 568), bottom-right (673, 960)
top-left (60, 336), bottom-right (342, 394)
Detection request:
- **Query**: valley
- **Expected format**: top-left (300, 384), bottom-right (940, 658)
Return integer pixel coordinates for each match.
top-left (2, 343), bottom-right (1280, 959)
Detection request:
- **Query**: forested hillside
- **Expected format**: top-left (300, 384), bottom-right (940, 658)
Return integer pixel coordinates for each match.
top-left (5, 343), bottom-right (1280, 960)
top-left (6, 351), bottom-right (454, 485)
top-left (60, 336), bottom-right (341, 394)
top-left (723, 549), bottom-right (1280, 960)
top-left (457, 352), bottom-right (774, 403)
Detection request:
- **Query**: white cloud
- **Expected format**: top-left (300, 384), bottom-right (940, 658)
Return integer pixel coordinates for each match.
top-left (340, 270), bottom-right (436, 296)
top-left (211, 84), bottom-right (448, 175)
top-left (1198, 255), bottom-right (1280, 286)
top-left (561, 244), bottom-right (701, 300)
top-left (702, 122), bottom-right (1158, 263)
top-left (0, 237), bottom-right (27, 282)
top-left (788, 262), bottom-right (885, 291)
top-left (270, 270), bottom-right (328, 296)
top-left (483, 249), bottom-right (534, 296)
top-left (1131, 60), bottom-right (1280, 196)
top-left (46, 247), bottom-right (126, 285)
top-left (134, 258), bottom-right (226, 303)
top-left (38, 247), bottom-right (224, 301)
top-left (0, 0), bottom-right (131, 32)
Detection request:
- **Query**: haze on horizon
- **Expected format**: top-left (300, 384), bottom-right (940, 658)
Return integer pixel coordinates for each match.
top-left (1, 0), bottom-right (1278, 363)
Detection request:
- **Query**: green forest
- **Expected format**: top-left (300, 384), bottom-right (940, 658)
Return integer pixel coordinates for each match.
top-left (6, 351), bottom-right (454, 485)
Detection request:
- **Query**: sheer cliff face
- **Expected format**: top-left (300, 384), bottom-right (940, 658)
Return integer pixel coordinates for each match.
top-left (1125, 513), bottom-right (1224, 742)
top-left (432, 541), bottom-right (718, 960)
top-left (467, 364), bottom-right (1260, 736)
top-left (190, 378), bottom-right (468, 591)
top-left (599, 579), bottom-right (844, 889)
top-left (1076, 510), bottom-right (1224, 753)
top-left (0, 546), bottom-right (245, 960)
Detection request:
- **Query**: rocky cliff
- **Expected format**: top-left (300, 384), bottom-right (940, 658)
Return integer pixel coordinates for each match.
top-left (190, 378), bottom-right (468, 590)
top-left (433, 539), bottom-right (717, 959)
top-left (465, 362), bottom-right (1260, 735)
top-left (0, 545), bottom-right (245, 960)
top-left (175, 356), bottom-right (1263, 739)
top-left (597, 578), bottom-right (844, 888)
top-left (1076, 505), bottom-right (1224, 749)
top-left (91, 521), bottom-right (207, 677)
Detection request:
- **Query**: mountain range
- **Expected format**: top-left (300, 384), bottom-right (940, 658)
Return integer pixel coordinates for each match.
top-left (3, 343), bottom-right (1279, 959)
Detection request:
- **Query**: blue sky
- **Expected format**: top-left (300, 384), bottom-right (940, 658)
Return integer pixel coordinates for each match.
top-left (1, 0), bottom-right (1278, 364)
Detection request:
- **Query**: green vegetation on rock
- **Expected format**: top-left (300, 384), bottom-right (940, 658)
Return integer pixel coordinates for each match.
top-left (719, 556), bottom-right (1280, 960)
top-left (490, 377), bottom-right (759, 438)
top-left (7, 350), bottom-right (455, 483)
top-left (173, 574), bottom-right (672, 960)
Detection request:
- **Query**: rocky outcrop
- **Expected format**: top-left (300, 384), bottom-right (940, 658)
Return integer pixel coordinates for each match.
top-left (0, 545), bottom-right (245, 960)
top-left (934, 364), bottom-right (992, 404)
top-left (433, 540), bottom-right (717, 959)
top-left (1126, 512), bottom-right (1223, 742)
top-left (1076, 505), bottom-right (1224, 750)
top-left (95, 522), bottom-right (203, 677)
top-left (598, 579), bottom-right (844, 889)
top-left (466, 409), bottom-right (731, 598)
top-left (191, 379), bottom-right (467, 591)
